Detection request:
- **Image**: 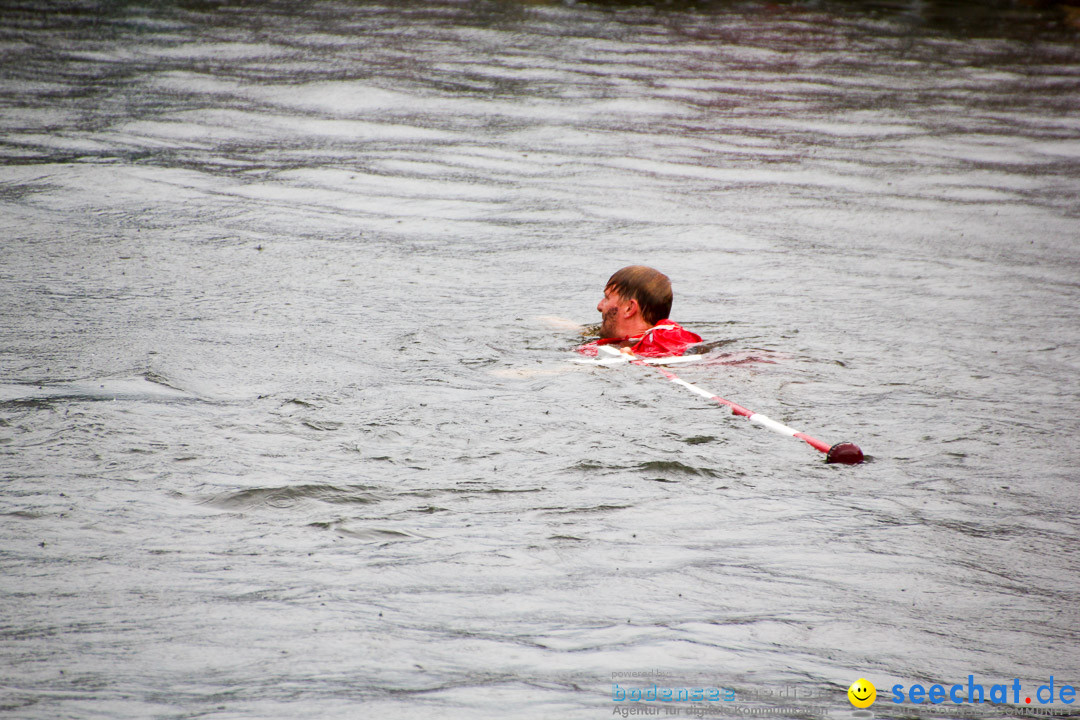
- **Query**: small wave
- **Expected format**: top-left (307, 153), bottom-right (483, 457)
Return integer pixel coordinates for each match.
top-left (0, 375), bottom-right (194, 405)
top-left (311, 523), bottom-right (425, 542)
top-left (542, 504), bottom-right (631, 515)
top-left (636, 460), bottom-right (719, 477)
top-left (199, 484), bottom-right (383, 510)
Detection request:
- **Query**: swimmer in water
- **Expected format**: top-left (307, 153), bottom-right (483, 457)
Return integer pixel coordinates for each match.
top-left (515, 265), bottom-right (701, 378)
top-left (577, 265), bottom-right (701, 358)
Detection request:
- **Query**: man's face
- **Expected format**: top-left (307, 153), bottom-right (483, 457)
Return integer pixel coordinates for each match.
top-left (597, 285), bottom-right (625, 339)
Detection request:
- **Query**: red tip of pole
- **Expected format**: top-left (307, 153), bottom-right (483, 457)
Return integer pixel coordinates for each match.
top-left (826, 442), bottom-right (864, 465)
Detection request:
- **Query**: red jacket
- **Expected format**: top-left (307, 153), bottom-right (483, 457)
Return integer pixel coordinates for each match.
top-left (577, 319), bottom-right (702, 358)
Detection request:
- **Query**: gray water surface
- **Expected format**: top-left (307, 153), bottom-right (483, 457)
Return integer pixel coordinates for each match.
top-left (2, 1), bottom-right (1079, 718)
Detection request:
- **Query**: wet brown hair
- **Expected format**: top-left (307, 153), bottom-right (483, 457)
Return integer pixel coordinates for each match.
top-left (606, 265), bottom-right (673, 326)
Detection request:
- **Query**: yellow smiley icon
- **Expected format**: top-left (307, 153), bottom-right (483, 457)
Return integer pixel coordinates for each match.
top-left (848, 678), bottom-right (876, 708)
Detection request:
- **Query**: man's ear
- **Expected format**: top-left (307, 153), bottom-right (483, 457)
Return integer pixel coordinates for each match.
top-left (623, 297), bottom-right (640, 318)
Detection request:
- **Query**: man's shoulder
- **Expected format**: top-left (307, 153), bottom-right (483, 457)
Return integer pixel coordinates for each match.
top-left (652, 319), bottom-right (701, 338)
top-left (632, 320), bottom-right (702, 357)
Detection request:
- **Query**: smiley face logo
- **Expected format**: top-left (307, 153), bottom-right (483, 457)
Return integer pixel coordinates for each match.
top-left (848, 678), bottom-right (876, 708)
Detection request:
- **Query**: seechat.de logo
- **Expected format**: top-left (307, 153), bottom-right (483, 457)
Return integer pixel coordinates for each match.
top-left (890, 676), bottom-right (1076, 706)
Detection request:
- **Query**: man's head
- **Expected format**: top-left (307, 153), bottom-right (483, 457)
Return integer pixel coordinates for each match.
top-left (597, 265), bottom-right (673, 339)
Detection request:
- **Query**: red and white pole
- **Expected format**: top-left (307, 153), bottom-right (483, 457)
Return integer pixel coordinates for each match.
top-left (595, 347), bottom-right (864, 464)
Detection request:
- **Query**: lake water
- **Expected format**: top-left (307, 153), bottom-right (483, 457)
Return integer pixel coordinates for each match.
top-left (2, 1), bottom-right (1079, 718)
